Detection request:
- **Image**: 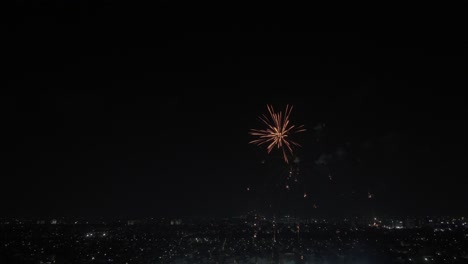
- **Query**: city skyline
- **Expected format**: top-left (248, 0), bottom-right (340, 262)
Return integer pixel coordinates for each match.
top-left (1, 213), bottom-right (467, 263)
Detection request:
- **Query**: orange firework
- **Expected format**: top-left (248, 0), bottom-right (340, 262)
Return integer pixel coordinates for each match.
top-left (249, 104), bottom-right (305, 164)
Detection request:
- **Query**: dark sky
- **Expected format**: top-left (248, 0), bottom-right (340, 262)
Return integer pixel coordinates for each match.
top-left (3, 2), bottom-right (468, 219)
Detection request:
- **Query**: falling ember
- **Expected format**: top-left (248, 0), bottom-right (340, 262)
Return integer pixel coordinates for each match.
top-left (249, 104), bottom-right (306, 164)
top-left (303, 192), bottom-right (307, 198)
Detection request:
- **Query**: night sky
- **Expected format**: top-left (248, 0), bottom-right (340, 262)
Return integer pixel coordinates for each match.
top-left (4, 2), bottom-right (467, 219)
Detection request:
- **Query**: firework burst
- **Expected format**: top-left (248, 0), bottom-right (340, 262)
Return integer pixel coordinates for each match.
top-left (249, 104), bottom-right (306, 164)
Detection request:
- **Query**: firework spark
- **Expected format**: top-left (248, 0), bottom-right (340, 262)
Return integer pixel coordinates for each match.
top-left (249, 104), bottom-right (305, 164)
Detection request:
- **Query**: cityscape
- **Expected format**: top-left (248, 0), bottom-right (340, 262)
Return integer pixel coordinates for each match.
top-left (2, 214), bottom-right (468, 263)
top-left (5, 1), bottom-right (467, 264)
